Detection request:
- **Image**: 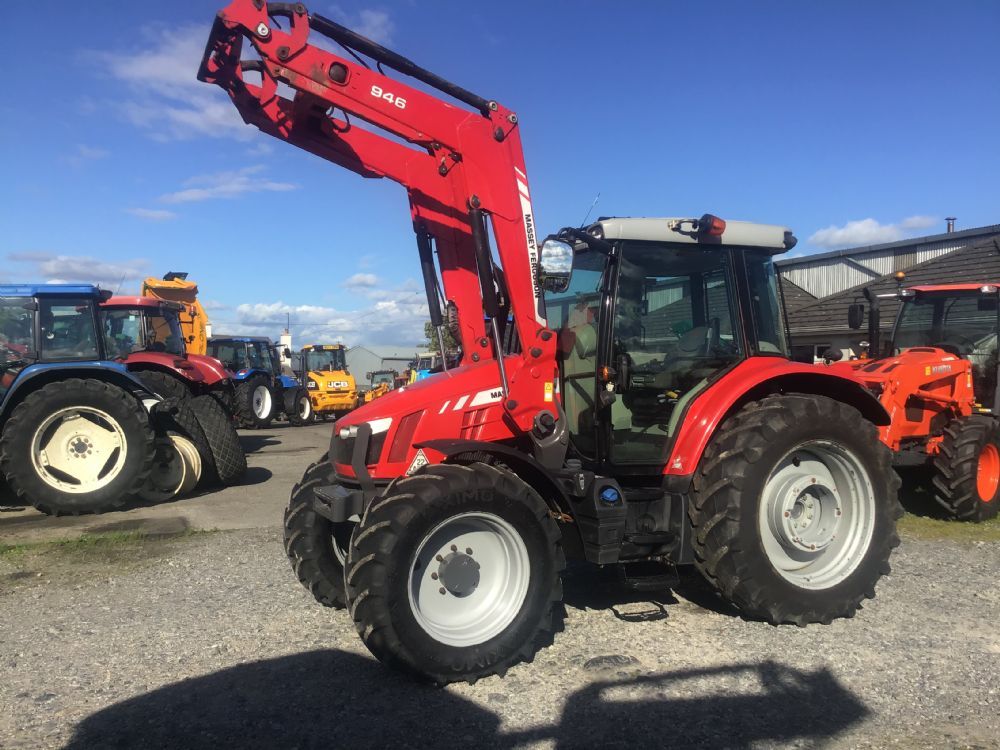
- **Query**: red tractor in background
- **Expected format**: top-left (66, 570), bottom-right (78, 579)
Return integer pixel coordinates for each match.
top-left (200, 1), bottom-right (902, 684)
top-left (827, 281), bottom-right (1000, 521)
top-left (101, 296), bottom-right (247, 486)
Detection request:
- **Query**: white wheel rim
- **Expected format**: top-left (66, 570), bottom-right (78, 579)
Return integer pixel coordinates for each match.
top-left (298, 396), bottom-right (311, 420)
top-left (31, 406), bottom-right (129, 493)
top-left (138, 436), bottom-right (187, 502)
top-left (758, 440), bottom-right (876, 590)
top-left (253, 385), bottom-right (272, 419)
top-left (170, 433), bottom-right (202, 494)
top-left (408, 512), bottom-right (530, 647)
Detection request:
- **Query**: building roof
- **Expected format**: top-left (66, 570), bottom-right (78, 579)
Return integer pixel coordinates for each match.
top-left (776, 223), bottom-right (1000, 269)
top-left (778, 278), bottom-right (817, 316)
top-left (787, 236), bottom-right (1000, 335)
top-left (0, 284), bottom-right (101, 297)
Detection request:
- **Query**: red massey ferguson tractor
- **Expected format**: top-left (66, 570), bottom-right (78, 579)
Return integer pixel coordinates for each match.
top-left (826, 282), bottom-right (1000, 522)
top-left (200, 1), bottom-right (902, 684)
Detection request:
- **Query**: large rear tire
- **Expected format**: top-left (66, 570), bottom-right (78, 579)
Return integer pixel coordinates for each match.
top-left (234, 374), bottom-right (274, 429)
top-left (283, 455), bottom-right (354, 608)
top-left (188, 395), bottom-right (247, 486)
top-left (690, 394), bottom-right (902, 626)
top-left (345, 462), bottom-right (565, 684)
top-left (135, 370), bottom-right (191, 401)
top-left (0, 379), bottom-right (155, 515)
top-left (153, 398), bottom-right (216, 489)
top-left (932, 416), bottom-right (1000, 522)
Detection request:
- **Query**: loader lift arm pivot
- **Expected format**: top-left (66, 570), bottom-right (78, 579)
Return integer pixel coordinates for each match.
top-left (197, 0), bottom-right (554, 432)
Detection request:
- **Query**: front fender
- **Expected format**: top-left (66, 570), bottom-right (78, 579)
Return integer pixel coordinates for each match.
top-left (663, 358), bottom-right (889, 476)
top-left (0, 361), bottom-right (157, 420)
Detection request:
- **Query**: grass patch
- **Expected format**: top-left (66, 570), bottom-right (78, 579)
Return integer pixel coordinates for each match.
top-left (0, 528), bottom-right (212, 561)
top-left (898, 512), bottom-right (1000, 542)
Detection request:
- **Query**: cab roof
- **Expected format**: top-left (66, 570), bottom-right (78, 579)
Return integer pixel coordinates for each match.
top-left (907, 283), bottom-right (999, 294)
top-left (0, 283), bottom-right (103, 297)
top-left (102, 295), bottom-right (183, 310)
top-left (210, 335), bottom-right (272, 343)
top-left (590, 217), bottom-right (795, 252)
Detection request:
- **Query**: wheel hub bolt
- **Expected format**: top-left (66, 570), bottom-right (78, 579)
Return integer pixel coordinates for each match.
top-left (431, 572), bottom-right (438, 580)
top-left (465, 548), bottom-right (473, 555)
top-left (450, 544), bottom-right (458, 552)
top-left (439, 587), bottom-right (446, 595)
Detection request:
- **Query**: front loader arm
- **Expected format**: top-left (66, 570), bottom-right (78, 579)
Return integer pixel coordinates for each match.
top-left (197, 2), bottom-right (558, 426)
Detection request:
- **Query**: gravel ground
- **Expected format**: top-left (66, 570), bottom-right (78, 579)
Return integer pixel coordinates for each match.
top-left (1, 528), bottom-right (997, 749)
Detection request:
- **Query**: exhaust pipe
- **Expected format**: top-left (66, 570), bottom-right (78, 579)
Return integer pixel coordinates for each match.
top-left (946, 217), bottom-right (956, 233)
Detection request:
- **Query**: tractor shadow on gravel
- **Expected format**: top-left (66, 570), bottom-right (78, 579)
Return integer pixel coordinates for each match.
top-left (65, 650), bottom-right (869, 749)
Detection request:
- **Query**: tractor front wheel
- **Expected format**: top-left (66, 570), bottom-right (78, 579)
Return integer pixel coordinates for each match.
top-left (235, 374), bottom-right (274, 429)
top-left (932, 416), bottom-right (1000, 522)
top-left (345, 462), bottom-right (564, 684)
top-left (283, 455), bottom-right (354, 608)
top-left (690, 394), bottom-right (901, 626)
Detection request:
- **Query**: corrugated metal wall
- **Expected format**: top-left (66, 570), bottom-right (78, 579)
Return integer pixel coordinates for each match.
top-left (779, 242), bottom-right (965, 298)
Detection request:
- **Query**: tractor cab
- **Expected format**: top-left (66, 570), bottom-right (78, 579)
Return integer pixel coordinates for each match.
top-left (891, 284), bottom-right (1000, 410)
top-left (543, 215), bottom-right (793, 469)
top-left (102, 297), bottom-right (187, 359)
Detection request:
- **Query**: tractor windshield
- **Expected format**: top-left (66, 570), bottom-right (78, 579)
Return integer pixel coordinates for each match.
top-left (104, 308), bottom-right (186, 358)
top-left (371, 371), bottom-right (394, 386)
top-left (145, 309), bottom-right (186, 356)
top-left (39, 298), bottom-right (100, 361)
top-left (0, 297), bottom-right (35, 369)
top-left (248, 342), bottom-right (275, 373)
top-left (894, 292), bottom-right (999, 358)
top-left (306, 348), bottom-right (346, 371)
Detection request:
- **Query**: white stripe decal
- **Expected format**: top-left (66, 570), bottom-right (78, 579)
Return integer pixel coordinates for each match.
top-left (514, 166), bottom-right (526, 179)
top-left (516, 179), bottom-right (530, 200)
top-left (452, 395), bottom-right (469, 411)
top-left (470, 388), bottom-right (504, 407)
top-left (438, 401), bottom-right (450, 414)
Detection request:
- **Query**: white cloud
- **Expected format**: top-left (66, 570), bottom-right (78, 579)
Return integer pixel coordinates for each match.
top-left (159, 165), bottom-right (296, 204)
top-left (220, 283), bottom-right (427, 347)
top-left (327, 6), bottom-right (394, 45)
top-left (344, 273), bottom-right (378, 288)
top-left (64, 144), bottom-right (110, 167)
top-left (6, 252), bottom-right (150, 292)
top-left (807, 216), bottom-right (942, 250)
top-left (91, 24), bottom-right (251, 142)
top-left (126, 207), bottom-right (177, 221)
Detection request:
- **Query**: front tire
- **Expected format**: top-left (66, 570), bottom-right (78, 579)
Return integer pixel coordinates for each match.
top-left (345, 462), bottom-right (565, 684)
top-left (932, 416), bottom-right (1000, 522)
top-left (288, 388), bottom-right (313, 426)
top-left (188, 395), bottom-right (246, 486)
top-left (234, 374), bottom-right (274, 429)
top-left (135, 370), bottom-right (190, 401)
top-left (690, 394), bottom-right (902, 626)
top-left (283, 455), bottom-right (354, 608)
top-left (0, 379), bottom-right (155, 515)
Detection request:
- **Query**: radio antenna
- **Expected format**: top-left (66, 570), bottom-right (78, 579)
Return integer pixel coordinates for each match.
top-left (579, 192), bottom-right (601, 228)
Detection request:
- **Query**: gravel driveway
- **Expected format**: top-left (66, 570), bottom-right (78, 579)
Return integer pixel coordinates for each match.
top-left (1, 526), bottom-right (997, 749)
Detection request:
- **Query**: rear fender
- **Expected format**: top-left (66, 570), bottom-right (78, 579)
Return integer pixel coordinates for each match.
top-left (122, 352), bottom-right (206, 384)
top-left (664, 361), bottom-right (890, 476)
top-left (0, 362), bottom-right (157, 421)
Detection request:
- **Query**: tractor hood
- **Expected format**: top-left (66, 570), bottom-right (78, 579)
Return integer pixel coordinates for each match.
top-left (187, 352), bottom-right (233, 385)
top-left (825, 347), bottom-right (966, 388)
top-left (332, 359), bottom-right (513, 481)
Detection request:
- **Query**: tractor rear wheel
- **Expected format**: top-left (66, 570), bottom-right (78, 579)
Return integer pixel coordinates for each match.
top-left (288, 388), bottom-right (313, 426)
top-left (136, 370), bottom-right (190, 401)
top-left (690, 394), bottom-right (901, 626)
top-left (345, 462), bottom-right (564, 684)
top-left (154, 398), bottom-right (216, 489)
top-left (235, 374), bottom-right (274, 429)
top-left (188, 395), bottom-right (247, 486)
top-left (283, 454), bottom-right (354, 608)
top-left (932, 416), bottom-right (1000, 522)
top-left (0, 379), bottom-right (154, 515)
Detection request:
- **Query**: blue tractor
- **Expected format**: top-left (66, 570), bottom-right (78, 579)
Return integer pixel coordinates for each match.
top-left (206, 336), bottom-right (310, 429)
top-left (0, 284), bottom-right (162, 515)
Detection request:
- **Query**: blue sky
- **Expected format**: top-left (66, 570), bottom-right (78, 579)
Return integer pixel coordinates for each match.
top-left (2, 1), bottom-right (997, 347)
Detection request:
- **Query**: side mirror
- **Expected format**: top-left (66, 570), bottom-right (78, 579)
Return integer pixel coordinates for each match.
top-left (847, 303), bottom-right (865, 330)
top-left (284, 348), bottom-right (292, 358)
top-left (822, 347), bottom-right (843, 362)
top-left (365, 372), bottom-right (372, 379)
top-left (538, 237), bottom-right (574, 294)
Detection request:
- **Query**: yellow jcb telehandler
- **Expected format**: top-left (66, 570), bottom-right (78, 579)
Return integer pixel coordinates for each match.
top-left (294, 344), bottom-right (357, 420)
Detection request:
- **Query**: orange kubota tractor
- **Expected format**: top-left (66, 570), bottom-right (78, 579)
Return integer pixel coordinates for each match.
top-left (826, 281), bottom-right (1000, 522)
top-left (199, 1), bottom-right (902, 684)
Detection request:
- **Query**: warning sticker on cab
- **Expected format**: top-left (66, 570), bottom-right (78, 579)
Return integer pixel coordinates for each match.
top-left (544, 382), bottom-right (554, 402)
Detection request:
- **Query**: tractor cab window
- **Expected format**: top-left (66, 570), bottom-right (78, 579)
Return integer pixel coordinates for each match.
top-left (39, 299), bottom-right (99, 361)
top-left (611, 243), bottom-right (742, 464)
top-left (548, 249), bottom-right (608, 457)
top-left (0, 297), bottom-right (35, 369)
top-left (744, 253), bottom-right (788, 355)
top-left (145, 310), bottom-right (186, 356)
top-left (103, 309), bottom-right (144, 358)
top-left (248, 342), bottom-right (275, 373)
top-left (306, 348), bottom-right (346, 372)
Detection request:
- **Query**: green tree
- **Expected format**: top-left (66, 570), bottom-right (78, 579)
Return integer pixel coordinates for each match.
top-left (424, 320), bottom-right (458, 353)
